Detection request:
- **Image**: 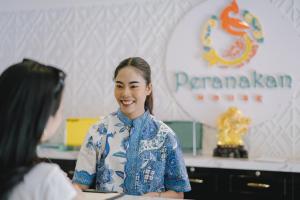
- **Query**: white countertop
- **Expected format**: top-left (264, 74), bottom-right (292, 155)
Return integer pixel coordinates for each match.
top-left (184, 154), bottom-right (300, 173)
top-left (82, 192), bottom-right (173, 200)
top-left (37, 146), bottom-right (300, 173)
top-left (37, 146), bottom-right (79, 160)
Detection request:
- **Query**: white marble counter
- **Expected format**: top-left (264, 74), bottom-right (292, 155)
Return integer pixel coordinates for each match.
top-left (37, 146), bottom-right (300, 173)
top-left (184, 154), bottom-right (300, 173)
top-left (82, 192), bottom-right (172, 200)
top-left (37, 146), bottom-right (79, 160)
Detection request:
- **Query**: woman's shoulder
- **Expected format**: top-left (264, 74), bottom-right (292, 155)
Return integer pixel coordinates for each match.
top-left (29, 162), bottom-right (61, 177)
top-left (149, 115), bottom-right (176, 137)
top-left (9, 163), bottom-right (77, 200)
top-left (148, 115), bottom-right (169, 129)
top-left (28, 163), bottom-right (69, 184)
top-left (87, 113), bottom-right (116, 131)
top-left (31, 163), bottom-right (77, 197)
top-left (97, 112), bottom-right (121, 125)
top-left (140, 116), bottom-right (180, 150)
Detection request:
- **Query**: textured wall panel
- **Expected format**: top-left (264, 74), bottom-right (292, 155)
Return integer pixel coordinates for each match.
top-left (0, 0), bottom-right (299, 160)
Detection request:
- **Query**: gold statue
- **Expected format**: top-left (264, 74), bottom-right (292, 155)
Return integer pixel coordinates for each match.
top-left (213, 107), bottom-right (251, 158)
top-left (217, 107), bottom-right (251, 147)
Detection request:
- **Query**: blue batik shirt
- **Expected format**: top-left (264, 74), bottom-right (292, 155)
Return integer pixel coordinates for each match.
top-left (72, 109), bottom-right (191, 195)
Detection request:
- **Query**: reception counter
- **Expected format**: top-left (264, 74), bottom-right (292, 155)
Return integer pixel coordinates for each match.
top-left (37, 146), bottom-right (300, 173)
top-left (82, 192), bottom-right (169, 200)
top-left (38, 146), bottom-right (300, 199)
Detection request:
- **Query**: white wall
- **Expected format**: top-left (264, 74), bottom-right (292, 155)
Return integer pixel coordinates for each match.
top-left (1, 0), bottom-right (300, 160)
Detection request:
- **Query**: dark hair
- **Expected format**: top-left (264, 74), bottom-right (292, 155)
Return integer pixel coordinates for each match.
top-left (113, 57), bottom-right (153, 114)
top-left (0, 58), bottom-right (66, 200)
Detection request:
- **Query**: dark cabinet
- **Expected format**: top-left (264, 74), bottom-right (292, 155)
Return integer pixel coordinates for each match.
top-left (185, 167), bottom-right (295, 200)
top-left (184, 167), bottom-right (218, 199)
top-left (45, 159), bottom-right (299, 200)
top-left (229, 170), bottom-right (292, 200)
top-left (293, 173), bottom-right (300, 200)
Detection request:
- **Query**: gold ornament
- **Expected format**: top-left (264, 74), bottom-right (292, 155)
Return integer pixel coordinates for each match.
top-left (217, 107), bottom-right (251, 147)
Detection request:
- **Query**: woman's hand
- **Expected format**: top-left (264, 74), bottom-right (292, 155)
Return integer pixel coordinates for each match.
top-left (144, 191), bottom-right (184, 199)
top-left (72, 183), bottom-right (89, 191)
top-left (144, 192), bottom-right (161, 197)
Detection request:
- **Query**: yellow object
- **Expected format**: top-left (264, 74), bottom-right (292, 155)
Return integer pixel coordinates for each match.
top-left (217, 107), bottom-right (251, 147)
top-left (203, 34), bottom-right (253, 67)
top-left (65, 118), bottom-right (100, 147)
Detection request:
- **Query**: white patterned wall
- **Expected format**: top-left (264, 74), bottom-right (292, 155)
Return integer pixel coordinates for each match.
top-left (0, 0), bottom-right (300, 160)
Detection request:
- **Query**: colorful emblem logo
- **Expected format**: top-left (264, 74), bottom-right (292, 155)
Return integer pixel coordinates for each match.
top-left (201, 0), bottom-right (264, 68)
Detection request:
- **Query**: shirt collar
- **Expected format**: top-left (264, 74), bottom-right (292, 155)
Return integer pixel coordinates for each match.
top-left (117, 109), bottom-right (150, 128)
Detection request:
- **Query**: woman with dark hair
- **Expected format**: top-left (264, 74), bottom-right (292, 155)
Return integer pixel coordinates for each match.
top-left (73, 57), bottom-right (191, 198)
top-left (0, 59), bottom-right (79, 200)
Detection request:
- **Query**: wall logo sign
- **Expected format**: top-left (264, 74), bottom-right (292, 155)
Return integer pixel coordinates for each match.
top-left (165, 0), bottom-right (300, 126)
top-left (202, 0), bottom-right (263, 68)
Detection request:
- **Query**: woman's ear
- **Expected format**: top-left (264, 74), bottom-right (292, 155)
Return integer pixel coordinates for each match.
top-left (146, 83), bottom-right (152, 95)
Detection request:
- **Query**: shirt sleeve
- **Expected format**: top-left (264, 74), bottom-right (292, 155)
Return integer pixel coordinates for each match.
top-left (42, 165), bottom-right (78, 200)
top-left (72, 122), bottom-right (102, 187)
top-left (164, 132), bottom-right (191, 192)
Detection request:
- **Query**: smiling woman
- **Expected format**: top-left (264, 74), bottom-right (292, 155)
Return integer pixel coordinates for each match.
top-left (114, 59), bottom-right (152, 119)
top-left (72, 57), bottom-right (191, 199)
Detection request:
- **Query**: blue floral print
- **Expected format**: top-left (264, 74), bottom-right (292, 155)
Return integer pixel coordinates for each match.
top-left (73, 109), bottom-right (191, 195)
